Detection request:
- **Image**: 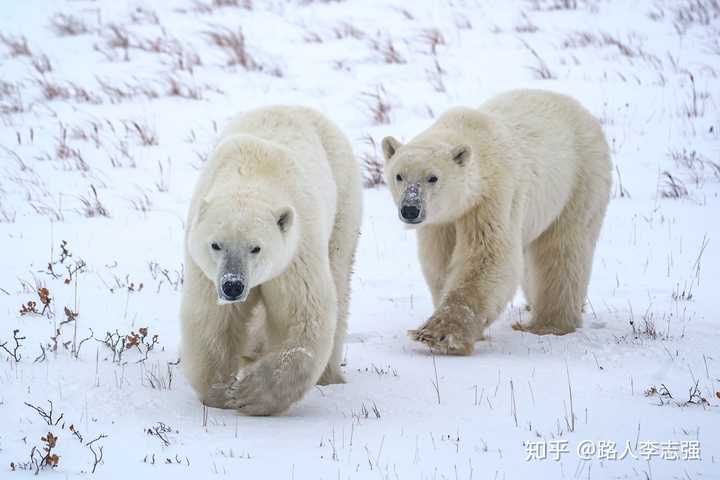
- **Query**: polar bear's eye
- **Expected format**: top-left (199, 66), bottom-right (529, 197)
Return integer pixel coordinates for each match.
top-left (251, 246), bottom-right (261, 254)
top-left (211, 242), bottom-right (221, 251)
top-left (428, 175), bottom-right (438, 183)
top-left (395, 174), bottom-right (403, 182)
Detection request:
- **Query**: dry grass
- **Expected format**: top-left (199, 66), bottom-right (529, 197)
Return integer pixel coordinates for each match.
top-left (359, 135), bottom-right (385, 188)
top-left (204, 26), bottom-right (257, 69)
top-left (94, 24), bottom-right (131, 61)
top-left (627, 305), bottom-right (671, 341)
top-left (166, 45), bottom-right (202, 73)
top-left (680, 72), bottom-right (709, 118)
top-left (706, 33), bottom-right (720, 55)
top-left (165, 75), bottom-right (202, 99)
top-left (562, 31), bottom-right (662, 67)
top-left (392, 6), bottom-right (415, 20)
top-left (77, 186), bottom-right (110, 218)
top-left (671, 0), bottom-right (720, 34)
top-left (75, 87), bottom-right (102, 105)
top-left (37, 78), bottom-right (103, 104)
top-left (108, 140), bottom-right (136, 168)
top-left (129, 190), bottom-right (153, 213)
top-left (37, 78), bottom-right (71, 101)
top-left (97, 73), bottom-right (214, 103)
top-left (647, 5), bottom-right (665, 21)
top-left (520, 40), bottom-right (555, 79)
top-left (0, 33), bottom-right (31, 56)
top-left (333, 22), bottom-right (365, 40)
top-left (136, 35), bottom-right (180, 54)
top-left (105, 24), bottom-right (130, 50)
top-left (213, 0), bottom-right (253, 7)
top-left (0, 81), bottom-right (24, 114)
top-left (70, 122), bottom-right (103, 148)
top-left (426, 59), bottom-right (446, 93)
top-left (304, 22), bottom-right (366, 44)
top-left (0, 202), bottom-right (16, 223)
top-left (361, 86), bottom-right (392, 124)
top-left (30, 199), bottom-right (64, 222)
top-left (419, 28), bottom-right (445, 55)
top-left (369, 37), bottom-right (406, 64)
top-left (454, 13), bottom-right (473, 30)
top-left (561, 31), bottom-right (598, 49)
top-left (155, 159), bottom-right (171, 192)
top-left (645, 381), bottom-right (710, 407)
top-left (129, 6), bottom-right (160, 25)
top-left (515, 12), bottom-right (539, 33)
top-left (204, 25), bottom-right (282, 76)
top-left (669, 148), bottom-right (720, 186)
top-left (135, 34), bottom-right (202, 73)
top-left (659, 171), bottom-right (689, 199)
top-left (49, 14), bottom-right (90, 36)
top-left (55, 129), bottom-right (89, 172)
top-left (189, 1), bottom-right (214, 14)
top-left (96, 77), bottom-right (159, 103)
top-left (529, 0), bottom-right (579, 10)
top-left (125, 120), bottom-right (158, 147)
top-left (303, 31), bottom-right (323, 43)
top-left (191, 0), bottom-right (253, 9)
top-left (31, 54), bottom-right (53, 75)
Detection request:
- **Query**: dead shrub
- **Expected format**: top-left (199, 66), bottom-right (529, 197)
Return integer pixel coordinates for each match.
top-left (50, 14), bottom-right (90, 36)
top-left (0, 33), bottom-right (31, 56)
top-left (359, 135), bottom-right (385, 188)
top-left (362, 86), bottom-right (392, 124)
top-left (77, 185), bottom-right (110, 218)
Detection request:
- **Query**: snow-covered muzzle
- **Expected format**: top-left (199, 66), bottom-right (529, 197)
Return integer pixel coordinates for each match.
top-left (399, 182), bottom-right (425, 224)
top-left (217, 255), bottom-right (249, 304)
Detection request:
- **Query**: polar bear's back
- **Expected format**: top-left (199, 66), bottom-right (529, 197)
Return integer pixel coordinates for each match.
top-left (479, 89), bottom-right (611, 243)
top-left (479, 89), bottom-right (609, 178)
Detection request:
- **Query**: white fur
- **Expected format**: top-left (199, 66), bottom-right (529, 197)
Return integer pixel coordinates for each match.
top-left (181, 106), bottom-right (362, 415)
top-left (382, 89), bottom-right (611, 354)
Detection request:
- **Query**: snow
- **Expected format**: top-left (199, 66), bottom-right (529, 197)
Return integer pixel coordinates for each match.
top-left (0, 0), bottom-right (719, 478)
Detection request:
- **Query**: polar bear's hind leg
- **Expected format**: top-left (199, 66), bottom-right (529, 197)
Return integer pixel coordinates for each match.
top-left (514, 190), bottom-right (607, 336)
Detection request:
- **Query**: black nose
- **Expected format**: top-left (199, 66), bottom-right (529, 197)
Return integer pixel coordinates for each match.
top-left (221, 280), bottom-right (245, 299)
top-left (401, 205), bottom-right (420, 221)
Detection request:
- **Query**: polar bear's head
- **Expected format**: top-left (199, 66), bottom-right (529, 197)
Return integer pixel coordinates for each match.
top-left (381, 136), bottom-right (473, 226)
top-left (188, 188), bottom-right (299, 304)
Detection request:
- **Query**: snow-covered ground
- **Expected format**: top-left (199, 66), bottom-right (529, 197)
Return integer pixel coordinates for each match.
top-left (1, 0), bottom-right (719, 478)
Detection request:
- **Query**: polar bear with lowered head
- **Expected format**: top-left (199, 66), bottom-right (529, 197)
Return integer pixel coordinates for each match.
top-left (181, 106), bottom-right (362, 415)
top-left (382, 89), bottom-right (611, 354)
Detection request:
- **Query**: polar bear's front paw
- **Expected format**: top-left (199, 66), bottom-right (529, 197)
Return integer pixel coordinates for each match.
top-left (204, 382), bottom-right (234, 409)
top-left (223, 349), bottom-right (314, 416)
top-left (409, 305), bottom-right (478, 355)
top-left (223, 373), bottom-right (280, 416)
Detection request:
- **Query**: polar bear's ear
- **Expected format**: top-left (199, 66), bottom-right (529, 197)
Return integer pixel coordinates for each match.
top-left (381, 136), bottom-right (403, 162)
top-left (450, 144), bottom-right (471, 166)
top-left (275, 207), bottom-right (294, 233)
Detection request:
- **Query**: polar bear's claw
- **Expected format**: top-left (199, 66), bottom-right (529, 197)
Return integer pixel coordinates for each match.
top-left (409, 326), bottom-right (474, 356)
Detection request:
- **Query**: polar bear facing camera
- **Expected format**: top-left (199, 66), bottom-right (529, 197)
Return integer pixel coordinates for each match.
top-left (181, 106), bottom-right (362, 415)
top-left (382, 89), bottom-right (611, 355)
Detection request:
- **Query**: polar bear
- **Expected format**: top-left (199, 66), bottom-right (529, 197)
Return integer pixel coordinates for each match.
top-left (381, 89), bottom-right (611, 354)
top-left (181, 106), bottom-right (362, 415)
